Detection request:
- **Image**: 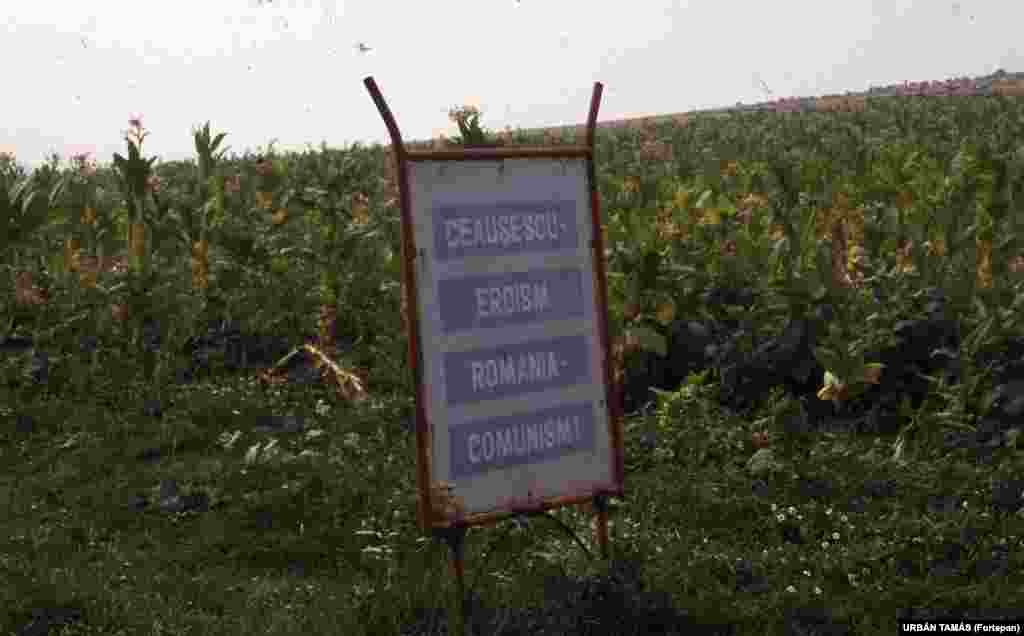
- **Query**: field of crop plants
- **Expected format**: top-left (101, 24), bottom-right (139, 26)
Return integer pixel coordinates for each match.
top-left (2, 89), bottom-right (1024, 635)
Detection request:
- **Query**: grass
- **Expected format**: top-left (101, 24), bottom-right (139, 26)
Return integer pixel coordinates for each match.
top-left (2, 354), bottom-right (1022, 635)
top-left (5, 76), bottom-right (1024, 633)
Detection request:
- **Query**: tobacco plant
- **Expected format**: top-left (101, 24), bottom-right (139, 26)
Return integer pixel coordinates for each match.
top-left (448, 105), bottom-right (497, 147)
top-left (185, 121), bottom-right (231, 292)
top-left (111, 115), bottom-right (159, 277)
top-left (0, 153), bottom-right (47, 273)
top-left (284, 144), bottom-right (392, 353)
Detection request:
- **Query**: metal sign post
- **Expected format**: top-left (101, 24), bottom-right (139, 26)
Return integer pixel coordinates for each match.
top-left (364, 76), bottom-right (624, 631)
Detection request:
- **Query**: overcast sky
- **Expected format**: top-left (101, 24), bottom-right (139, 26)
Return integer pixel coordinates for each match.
top-left (2, 0), bottom-right (1021, 169)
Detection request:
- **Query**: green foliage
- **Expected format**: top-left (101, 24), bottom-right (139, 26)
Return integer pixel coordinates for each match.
top-left (2, 93), bottom-right (1024, 635)
top-left (0, 161), bottom-right (48, 265)
top-left (447, 105), bottom-right (497, 147)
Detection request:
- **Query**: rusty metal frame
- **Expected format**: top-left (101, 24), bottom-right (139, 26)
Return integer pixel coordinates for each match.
top-left (363, 76), bottom-right (624, 541)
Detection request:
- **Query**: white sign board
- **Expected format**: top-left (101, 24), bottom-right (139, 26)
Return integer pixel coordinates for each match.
top-left (409, 157), bottom-right (613, 518)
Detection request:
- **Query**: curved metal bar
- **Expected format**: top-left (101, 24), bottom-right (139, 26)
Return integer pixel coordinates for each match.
top-left (363, 76), bottom-right (405, 153)
top-left (363, 76), bottom-right (433, 530)
top-left (583, 82), bottom-right (624, 493)
top-left (586, 82), bottom-right (604, 148)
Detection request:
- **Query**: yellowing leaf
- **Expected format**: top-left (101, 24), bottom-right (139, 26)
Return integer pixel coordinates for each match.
top-left (698, 208), bottom-right (721, 226)
top-left (64, 238), bottom-right (81, 273)
top-left (923, 239), bottom-right (946, 258)
top-left (673, 187), bottom-right (690, 211)
top-left (79, 269), bottom-right (97, 289)
top-left (847, 244), bottom-right (865, 262)
top-left (895, 240), bottom-right (916, 274)
top-left (817, 380), bottom-right (844, 404)
top-left (352, 197), bottom-right (369, 226)
top-left (976, 237), bottom-right (992, 288)
top-left (655, 300), bottom-right (676, 326)
top-left (272, 208), bottom-right (288, 225)
top-left (190, 239), bottom-right (210, 290)
top-left (895, 191), bottom-right (913, 211)
top-left (833, 192), bottom-right (850, 211)
top-left (191, 270), bottom-right (208, 291)
top-left (657, 217), bottom-right (684, 241)
top-left (740, 193), bottom-right (767, 210)
top-left (256, 191), bottom-right (273, 210)
top-left (129, 222), bottom-right (146, 266)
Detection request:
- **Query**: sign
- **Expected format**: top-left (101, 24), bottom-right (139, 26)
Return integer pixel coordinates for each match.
top-left (365, 79), bottom-right (619, 631)
top-left (409, 158), bottom-right (616, 520)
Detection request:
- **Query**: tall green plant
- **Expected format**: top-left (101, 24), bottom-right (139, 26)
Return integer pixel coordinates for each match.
top-left (0, 154), bottom-right (48, 272)
top-left (448, 105), bottom-right (496, 147)
top-left (970, 141), bottom-right (1023, 340)
top-left (183, 122), bottom-right (231, 293)
top-left (112, 114), bottom-right (159, 277)
top-left (285, 145), bottom-right (388, 351)
top-left (109, 114), bottom-right (175, 384)
top-left (48, 153), bottom-right (105, 288)
top-left (193, 121), bottom-right (231, 238)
